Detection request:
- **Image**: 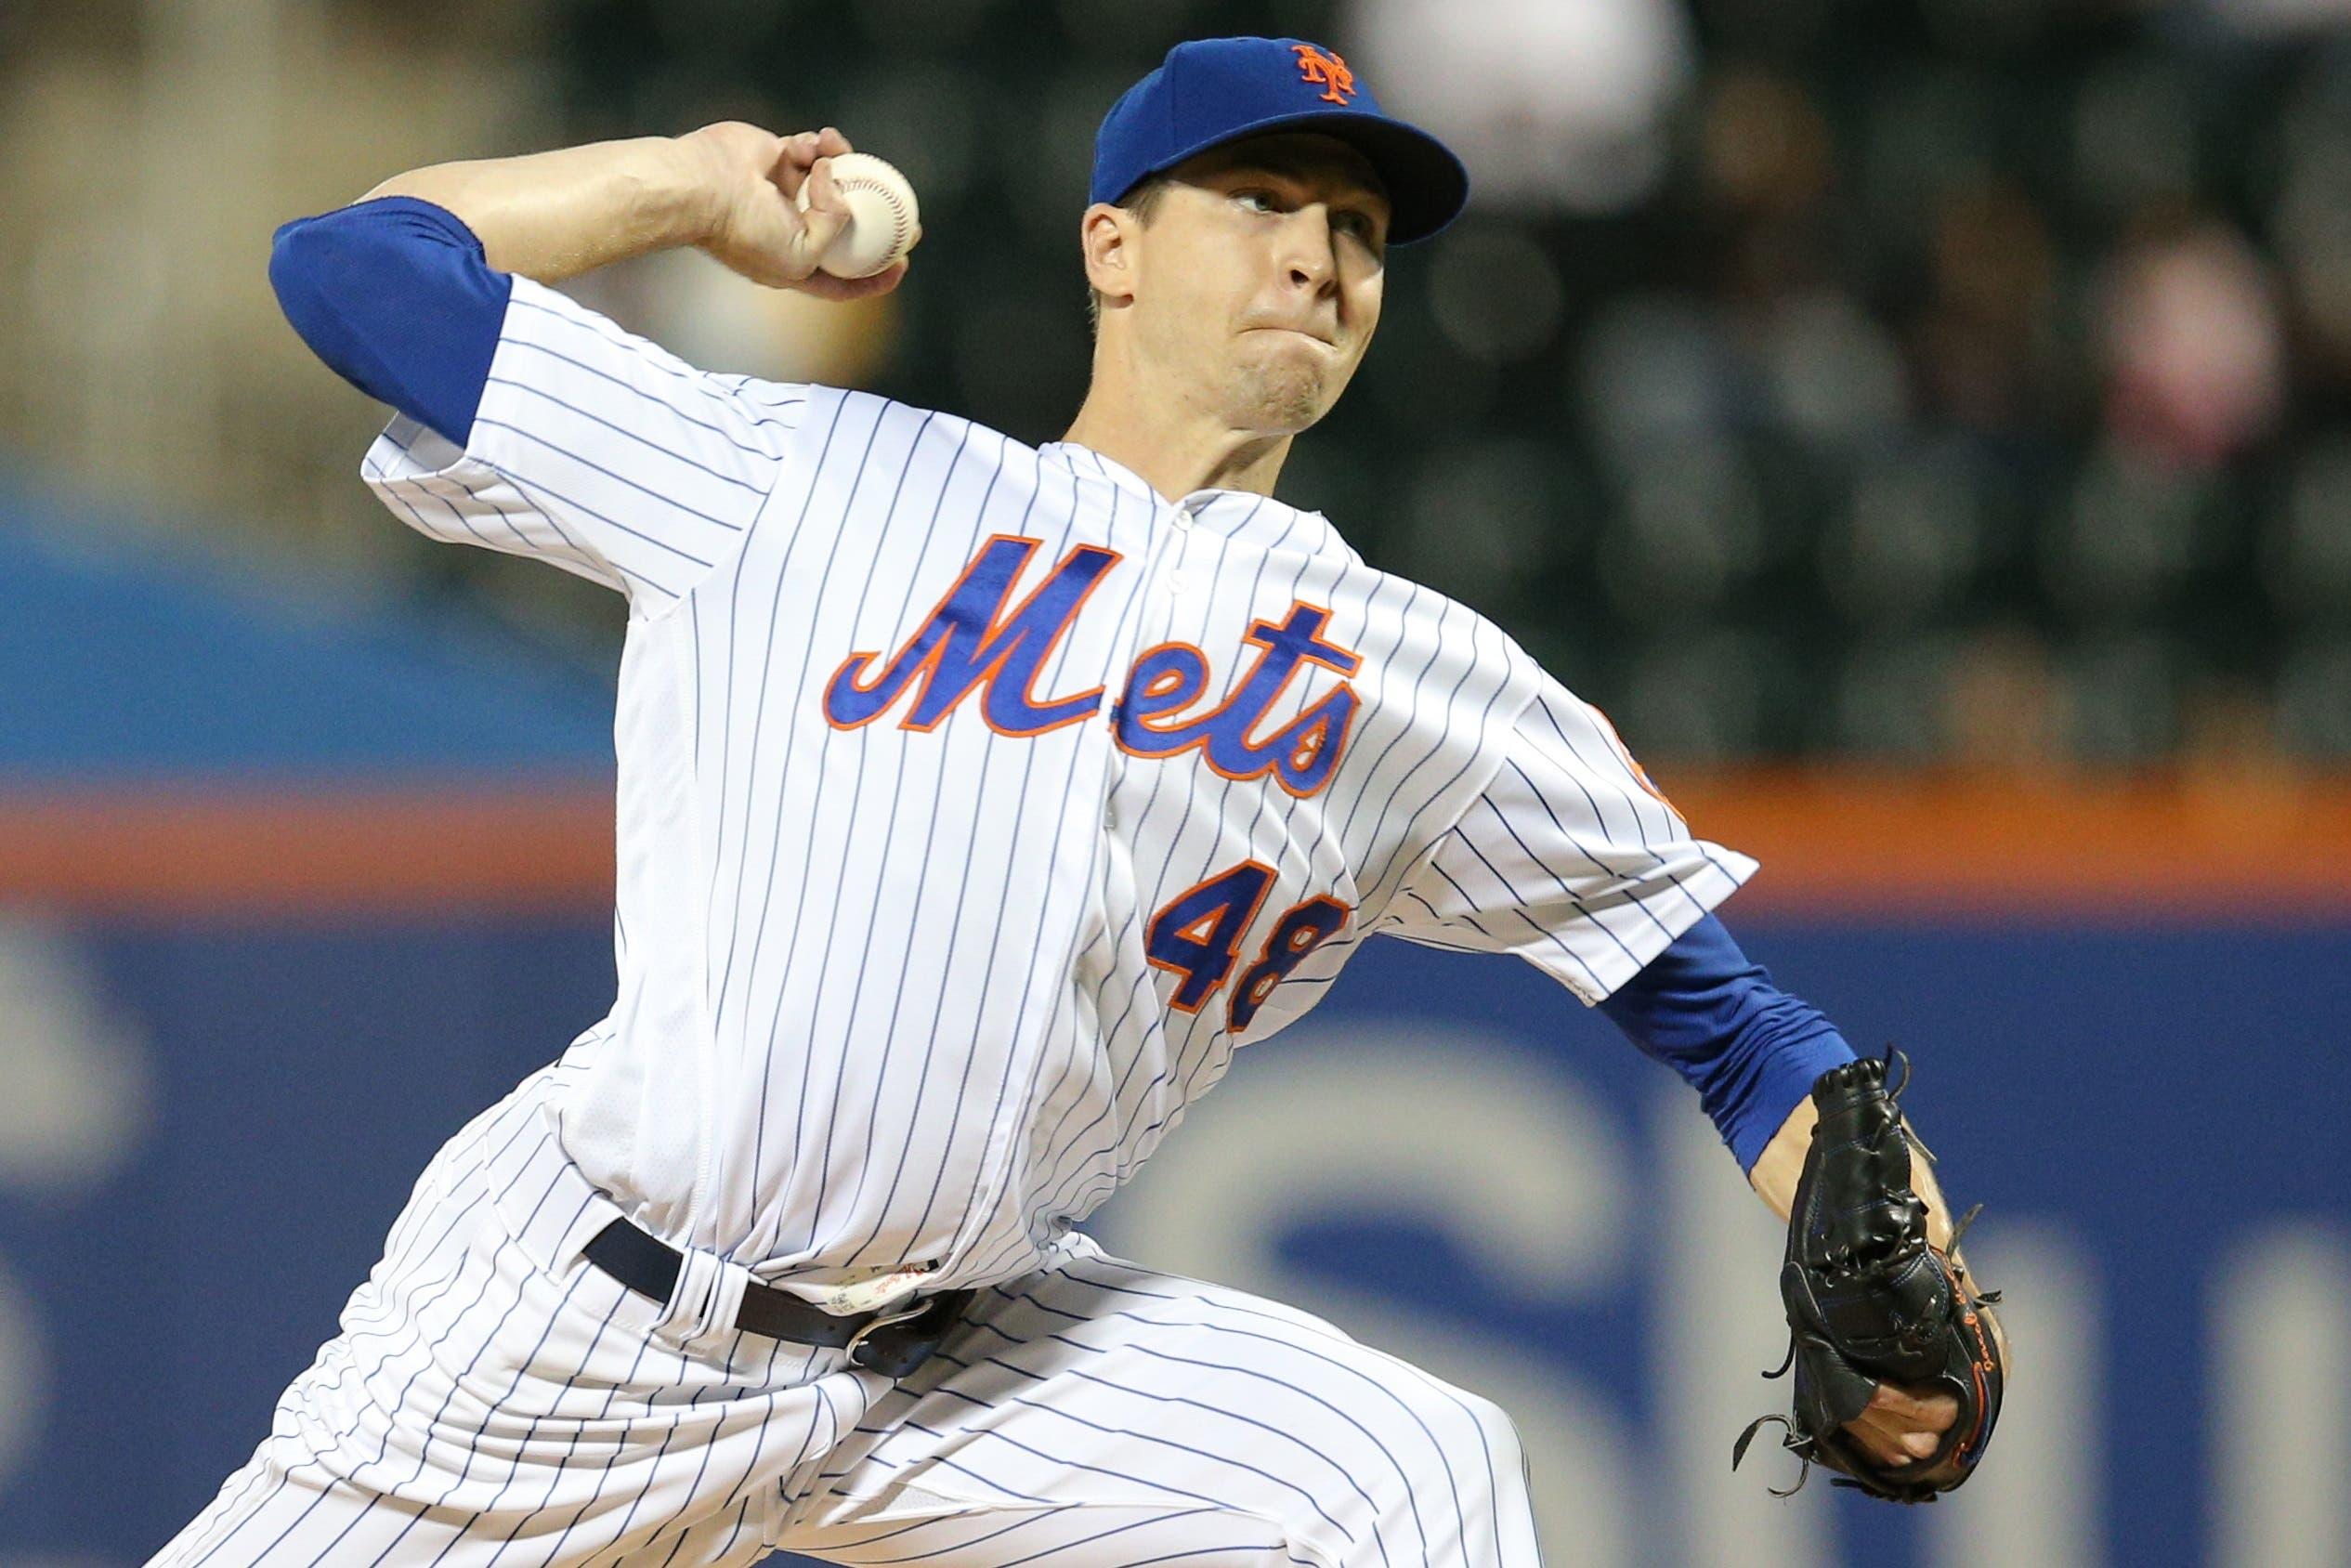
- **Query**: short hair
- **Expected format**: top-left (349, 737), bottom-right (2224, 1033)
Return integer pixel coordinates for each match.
top-left (1087, 175), bottom-right (1175, 335)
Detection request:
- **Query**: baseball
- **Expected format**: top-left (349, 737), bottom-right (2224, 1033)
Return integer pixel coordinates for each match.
top-left (796, 151), bottom-right (921, 280)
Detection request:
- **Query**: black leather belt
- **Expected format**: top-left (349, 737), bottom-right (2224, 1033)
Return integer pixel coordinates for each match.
top-left (582, 1218), bottom-right (974, 1379)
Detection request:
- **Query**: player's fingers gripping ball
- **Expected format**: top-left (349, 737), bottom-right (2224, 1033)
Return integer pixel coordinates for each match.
top-left (1734, 1051), bottom-right (2007, 1503)
top-left (795, 152), bottom-right (921, 280)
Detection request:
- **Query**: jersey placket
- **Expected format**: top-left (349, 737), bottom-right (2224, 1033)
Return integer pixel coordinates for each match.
top-left (929, 468), bottom-right (1192, 1285)
top-left (1098, 491), bottom-right (1202, 837)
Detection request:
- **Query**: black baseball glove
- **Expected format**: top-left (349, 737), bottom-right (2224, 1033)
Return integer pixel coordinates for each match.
top-left (1733, 1051), bottom-right (2006, 1503)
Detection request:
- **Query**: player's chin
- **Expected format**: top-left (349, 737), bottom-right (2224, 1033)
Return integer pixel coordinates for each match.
top-left (1227, 346), bottom-right (1340, 433)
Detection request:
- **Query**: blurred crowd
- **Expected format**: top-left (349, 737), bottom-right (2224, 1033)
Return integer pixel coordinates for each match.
top-left (7, 0), bottom-right (2351, 766)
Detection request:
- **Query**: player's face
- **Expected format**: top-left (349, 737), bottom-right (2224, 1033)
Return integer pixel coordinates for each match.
top-left (1129, 135), bottom-right (1390, 436)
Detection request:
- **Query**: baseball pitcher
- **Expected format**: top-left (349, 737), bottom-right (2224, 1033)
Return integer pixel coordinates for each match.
top-left (152, 36), bottom-right (2006, 1567)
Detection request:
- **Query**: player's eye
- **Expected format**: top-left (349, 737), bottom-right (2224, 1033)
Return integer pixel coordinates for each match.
top-left (1234, 189), bottom-right (1282, 214)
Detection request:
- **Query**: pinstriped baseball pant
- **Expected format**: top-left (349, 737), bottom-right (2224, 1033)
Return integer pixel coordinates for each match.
top-left (148, 1072), bottom-right (1539, 1567)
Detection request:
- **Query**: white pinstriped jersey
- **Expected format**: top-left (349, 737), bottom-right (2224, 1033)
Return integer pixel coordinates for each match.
top-left (360, 276), bottom-right (1755, 1307)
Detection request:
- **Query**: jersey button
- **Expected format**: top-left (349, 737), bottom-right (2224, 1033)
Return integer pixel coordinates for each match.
top-left (1166, 570), bottom-right (1191, 595)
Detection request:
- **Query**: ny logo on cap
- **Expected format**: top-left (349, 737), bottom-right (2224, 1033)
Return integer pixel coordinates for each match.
top-left (1292, 44), bottom-right (1356, 105)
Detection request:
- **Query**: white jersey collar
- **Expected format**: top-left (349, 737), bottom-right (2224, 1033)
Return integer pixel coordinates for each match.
top-left (1041, 440), bottom-right (1347, 557)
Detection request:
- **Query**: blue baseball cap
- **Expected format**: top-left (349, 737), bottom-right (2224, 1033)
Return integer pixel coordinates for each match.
top-left (1091, 36), bottom-right (1470, 246)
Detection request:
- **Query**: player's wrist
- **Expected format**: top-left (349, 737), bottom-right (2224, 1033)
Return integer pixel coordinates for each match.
top-left (580, 135), bottom-right (717, 262)
top-left (667, 126), bottom-right (748, 249)
top-left (515, 135), bottom-right (727, 268)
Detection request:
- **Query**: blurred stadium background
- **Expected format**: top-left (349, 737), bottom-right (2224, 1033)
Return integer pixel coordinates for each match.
top-left (2, 0), bottom-right (2347, 1562)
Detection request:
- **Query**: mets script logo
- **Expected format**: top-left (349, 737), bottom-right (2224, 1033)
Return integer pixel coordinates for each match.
top-left (1293, 44), bottom-right (1357, 104)
top-left (823, 534), bottom-right (1363, 798)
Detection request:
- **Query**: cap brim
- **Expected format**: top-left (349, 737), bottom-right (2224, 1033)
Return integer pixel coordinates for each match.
top-left (1126, 109), bottom-right (1469, 246)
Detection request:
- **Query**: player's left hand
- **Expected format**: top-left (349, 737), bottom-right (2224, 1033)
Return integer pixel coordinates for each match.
top-left (683, 122), bottom-right (918, 299)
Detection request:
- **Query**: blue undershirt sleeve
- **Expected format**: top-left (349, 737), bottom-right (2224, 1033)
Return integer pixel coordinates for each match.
top-left (1598, 913), bottom-right (1857, 1173)
top-left (268, 196), bottom-right (509, 448)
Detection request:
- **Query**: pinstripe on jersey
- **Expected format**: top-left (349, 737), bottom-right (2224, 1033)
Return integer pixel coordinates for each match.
top-left (358, 277), bottom-right (1749, 1313)
top-left (1384, 685), bottom-right (1757, 1002)
top-left (149, 1067), bottom-right (1541, 1566)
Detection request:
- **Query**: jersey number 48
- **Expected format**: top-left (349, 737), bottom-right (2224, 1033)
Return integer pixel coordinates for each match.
top-left (1146, 861), bottom-right (1352, 1032)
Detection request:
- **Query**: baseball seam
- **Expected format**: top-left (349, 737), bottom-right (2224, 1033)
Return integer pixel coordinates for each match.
top-left (836, 176), bottom-right (912, 264)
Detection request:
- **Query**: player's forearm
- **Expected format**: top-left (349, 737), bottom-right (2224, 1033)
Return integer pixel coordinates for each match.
top-left (362, 135), bottom-right (719, 284)
top-left (1749, 1097), bottom-right (1815, 1222)
top-left (1600, 914), bottom-right (1857, 1171)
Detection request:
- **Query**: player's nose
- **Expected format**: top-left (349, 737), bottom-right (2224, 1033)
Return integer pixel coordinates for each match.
top-left (1276, 212), bottom-right (1340, 296)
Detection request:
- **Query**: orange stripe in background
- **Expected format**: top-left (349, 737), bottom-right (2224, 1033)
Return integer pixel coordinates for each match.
top-left (0, 772), bottom-right (2346, 919)
top-left (1668, 770), bottom-right (2351, 919)
top-left (0, 784), bottom-right (615, 916)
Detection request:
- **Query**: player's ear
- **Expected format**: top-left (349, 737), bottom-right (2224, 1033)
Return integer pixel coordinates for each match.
top-left (1079, 203), bottom-right (1139, 307)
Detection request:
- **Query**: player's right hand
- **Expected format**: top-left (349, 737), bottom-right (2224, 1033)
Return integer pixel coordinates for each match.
top-left (681, 122), bottom-right (913, 300)
top-left (1842, 1379), bottom-right (1958, 1470)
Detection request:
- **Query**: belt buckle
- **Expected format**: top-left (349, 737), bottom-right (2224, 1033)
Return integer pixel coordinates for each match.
top-left (843, 1299), bottom-right (934, 1378)
top-left (845, 1289), bottom-right (982, 1379)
